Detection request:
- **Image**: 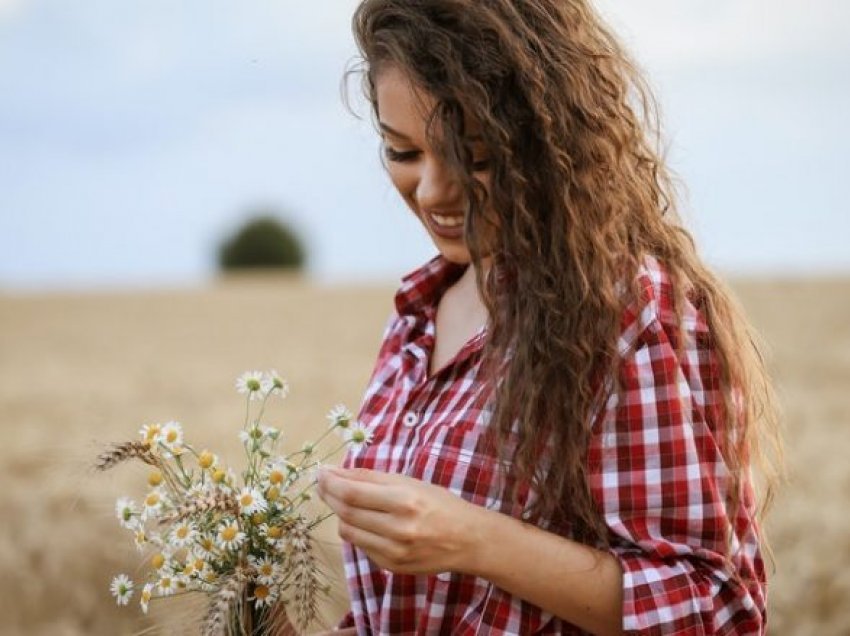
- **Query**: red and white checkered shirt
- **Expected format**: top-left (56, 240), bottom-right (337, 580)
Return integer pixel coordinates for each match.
top-left (337, 254), bottom-right (766, 635)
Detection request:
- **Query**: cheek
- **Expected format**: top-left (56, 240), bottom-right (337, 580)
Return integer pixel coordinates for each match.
top-left (386, 165), bottom-right (418, 208)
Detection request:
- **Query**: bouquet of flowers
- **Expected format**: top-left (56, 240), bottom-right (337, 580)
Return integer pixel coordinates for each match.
top-left (95, 369), bottom-right (371, 635)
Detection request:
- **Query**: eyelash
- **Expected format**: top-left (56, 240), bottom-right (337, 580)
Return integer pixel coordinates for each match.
top-left (384, 147), bottom-right (491, 172)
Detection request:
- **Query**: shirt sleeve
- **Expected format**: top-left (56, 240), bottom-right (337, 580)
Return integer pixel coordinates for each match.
top-left (589, 273), bottom-right (766, 635)
top-left (336, 610), bottom-right (355, 629)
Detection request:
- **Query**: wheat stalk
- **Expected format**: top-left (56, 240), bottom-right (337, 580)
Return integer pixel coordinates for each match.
top-left (161, 491), bottom-right (238, 525)
top-left (201, 566), bottom-right (252, 636)
top-left (95, 441), bottom-right (157, 470)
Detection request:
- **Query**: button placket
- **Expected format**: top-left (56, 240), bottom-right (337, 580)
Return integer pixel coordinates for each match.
top-left (402, 411), bottom-right (418, 428)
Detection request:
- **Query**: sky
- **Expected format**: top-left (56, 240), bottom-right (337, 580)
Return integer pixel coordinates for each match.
top-left (0, 0), bottom-right (847, 291)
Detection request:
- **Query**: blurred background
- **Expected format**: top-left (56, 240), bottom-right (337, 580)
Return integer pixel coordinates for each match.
top-left (0, 0), bottom-right (848, 634)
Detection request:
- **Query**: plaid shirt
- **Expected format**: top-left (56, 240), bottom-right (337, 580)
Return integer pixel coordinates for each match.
top-left (338, 254), bottom-right (766, 635)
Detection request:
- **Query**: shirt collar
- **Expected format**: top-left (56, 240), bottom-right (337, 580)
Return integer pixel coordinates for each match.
top-left (394, 254), bottom-right (468, 319)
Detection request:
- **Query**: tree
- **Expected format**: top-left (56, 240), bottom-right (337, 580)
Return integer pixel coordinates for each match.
top-left (218, 214), bottom-right (306, 272)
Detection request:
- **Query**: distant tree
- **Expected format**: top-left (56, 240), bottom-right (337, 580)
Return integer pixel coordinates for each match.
top-left (218, 214), bottom-right (306, 272)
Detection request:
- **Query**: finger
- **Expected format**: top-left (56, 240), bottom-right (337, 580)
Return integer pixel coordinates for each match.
top-left (337, 517), bottom-right (405, 566)
top-left (320, 470), bottom-right (411, 513)
top-left (322, 490), bottom-right (405, 540)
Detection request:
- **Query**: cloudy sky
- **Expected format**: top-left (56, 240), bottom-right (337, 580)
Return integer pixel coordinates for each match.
top-left (0, 0), bottom-right (847, 291)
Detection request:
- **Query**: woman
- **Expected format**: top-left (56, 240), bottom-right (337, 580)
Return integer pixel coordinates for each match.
top-left (316, 1), bottom-right (782, 634)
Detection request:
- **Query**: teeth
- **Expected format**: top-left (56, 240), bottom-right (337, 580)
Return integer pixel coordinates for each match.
top-left (431, 213), bottom-right (464, 228)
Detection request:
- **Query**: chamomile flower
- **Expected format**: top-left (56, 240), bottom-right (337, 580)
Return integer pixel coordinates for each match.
top-left (239, 424), bottom-right (264, 446)
top-left (235, 370), bottom-right (264, 400)
top-left (139, 422), bottom-right (162, 444)
top-left (156, 575), bottom-right (177, 597)
top-left (142, 488), bottom-right (168, 520)
top-left (155, 421), bottom-right (184, 454)
top-left (249, 583), bottom-right (278, 608)
top-left (170, 521), bottom-right (197, 548)
top-left (197, 449), bottom-right (218, 471)
top-left (249, 555), bottom-right (280, 586)
top-left (133, 525), bottom-right (149, 551)
top-left (343, 422), bottom-right (373, 451)
top-left (216, 520), bottom-right (247, 551)
top-left (260, 523), bottom-right (286, 549)
top-left (139, 582), bottom-right (154, 614)
top-left (261, 425), bottom-right (280, 440)
top-left (261, 370), bottom-right (289, 397)
top-left (114, 497), bottom-right (137, 529)
top-left (237, 487), bottom-right (268, 516)
top-left (110, 574), bottom-right (134, 606)
top-left (194, 532), bottom-right (218, 558)
top-left (327, 404), bottom-right (353, 429)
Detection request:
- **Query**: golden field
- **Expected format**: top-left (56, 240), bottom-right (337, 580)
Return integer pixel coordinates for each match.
top-left (0, 274), bottom-right (848, 635)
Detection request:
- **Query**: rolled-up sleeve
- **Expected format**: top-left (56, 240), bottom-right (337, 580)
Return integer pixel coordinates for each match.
top-left (589, 268), bottom-right (766, 635)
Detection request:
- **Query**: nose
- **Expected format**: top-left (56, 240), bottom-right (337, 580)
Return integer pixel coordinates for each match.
top-left (415, 156), bottom-right (463, 209)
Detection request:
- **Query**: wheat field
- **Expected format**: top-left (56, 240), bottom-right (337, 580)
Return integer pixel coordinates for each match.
top-left (0, 274), bottom-right (847, 635)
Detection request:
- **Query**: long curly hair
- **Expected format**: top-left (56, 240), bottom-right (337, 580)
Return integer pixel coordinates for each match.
top-left (350, 0), bottom-right (783, 549)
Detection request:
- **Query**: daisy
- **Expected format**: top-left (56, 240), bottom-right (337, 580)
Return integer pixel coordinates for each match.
top-left (261, 425), bottom-right (281, 440)
top-left (249, 583), bottom-right (278, 609)
top-left (194, 532), bottom-right (218, 558)
top-left (326, 404), bottom-right (353, 429)
top-left (110, 574), bottom-right (134, 606)
top-left (156, 575), bottom-right (177, 597)
top-left (133, 525), bottom-right (149, 551)
top-left (235, 370), bottom-right (264, 400)
top-left (216, 520), bottom-right (247, 551)
top-left (197, 449), bottom-right (218, 471)
top-left (142, 488), bottom-right (168, 520)
top-left (261, 369), bottom-right (289, 397)
top-left (343, 422), bottom-right (374, 451)
top-left (155, 420), bottom-right (184, 455)
top-left (114, 497), bottom-right (137, 529)
top-left (139, 422), bottom-right (162, 445)
top-left (170, 521), bottom-right (197, 548)
top-left (238, 425), bottom-right (264, 446)
top-left (237, 487), bottom-right (268, 516)
top-left (259, 523), bottom-right (286, 549)
top-left (139, 582), bottom-right (154, 614)
top-left (249, 555), bottom-right (280, 586)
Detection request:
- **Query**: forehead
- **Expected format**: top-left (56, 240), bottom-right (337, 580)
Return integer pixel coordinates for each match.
top-left (374, 65), bottom-right (437, 137)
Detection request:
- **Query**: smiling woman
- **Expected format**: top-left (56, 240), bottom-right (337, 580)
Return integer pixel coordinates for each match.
top-left (316, 1), bottom-right (783, 635)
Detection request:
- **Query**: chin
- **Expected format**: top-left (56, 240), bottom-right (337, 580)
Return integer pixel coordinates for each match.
top-left (435, 242), bottom-right (471, 265)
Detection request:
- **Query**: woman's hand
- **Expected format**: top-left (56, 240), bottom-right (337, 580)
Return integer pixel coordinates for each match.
top-left (316, 466), bottom-right (487, 576)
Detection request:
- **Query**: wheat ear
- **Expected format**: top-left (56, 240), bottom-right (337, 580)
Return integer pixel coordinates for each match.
top-left (95, 441), bottom-right (157, 470)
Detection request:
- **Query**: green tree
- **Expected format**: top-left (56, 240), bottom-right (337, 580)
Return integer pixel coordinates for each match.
top-left (218, 214), bottom-right (306, 272)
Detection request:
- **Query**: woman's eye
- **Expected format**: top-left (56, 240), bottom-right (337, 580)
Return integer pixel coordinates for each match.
top-left (384, 147), bottom-right (420, 163)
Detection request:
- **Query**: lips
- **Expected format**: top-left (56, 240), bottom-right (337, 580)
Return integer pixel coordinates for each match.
top-left (422, 209), bottom-right (465, 240)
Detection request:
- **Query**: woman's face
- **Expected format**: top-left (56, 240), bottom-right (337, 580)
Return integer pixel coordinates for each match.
top-left (374, 65), bottom-right (491, 265)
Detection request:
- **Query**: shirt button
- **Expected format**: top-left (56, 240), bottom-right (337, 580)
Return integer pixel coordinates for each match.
top-left (402, 412), bottom-right (418, 428)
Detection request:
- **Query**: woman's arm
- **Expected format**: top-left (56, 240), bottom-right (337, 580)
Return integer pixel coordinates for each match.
top-left (317, 466), bottom-right (624, 635)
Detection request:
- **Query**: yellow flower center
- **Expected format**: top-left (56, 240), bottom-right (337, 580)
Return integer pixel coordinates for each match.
top-left (145, 425), bottom-right (161, 441)
top-left (166, 430), bottom-right (178, 443)
top-left (194, 558), bottom-right (205, 570)
top-left (176, 526), bottom-right (189, 539)
top-left (251, 512), bottom-right (267, 525)
top-left (269, 470), bottom-right (284, 485)
top-left (212, 469), bottom-right (227, 483)
top-left (145, 492), bottom-right (160, 507)
top-left (261, 563), bottom-right (273, 576)
top-left (267, 526), bottom-right (282, 539)
top-left (160, 577), bottom-right (172, 589)
top-left (254, 585), bottom-right (270, 600)
top-left (151, 553), bottom-right (165, 570)
top-left (198, 451), bottom-right (214, 469)
top-left (148, 471), bottom-right (163, 487)
top-left (266, 486), bottom-right (280, 502)
top-left (201, 537), bottom-right (214, 551)
top-left (240, 493), bottom-right (254, 507)
top-left (141, 588), bottom-right (151, 602)
top-left (221, 526), bottom-right (237, 542)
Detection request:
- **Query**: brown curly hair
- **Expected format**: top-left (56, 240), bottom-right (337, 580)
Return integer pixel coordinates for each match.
top-left (350, 0), bottom-right (783, 549)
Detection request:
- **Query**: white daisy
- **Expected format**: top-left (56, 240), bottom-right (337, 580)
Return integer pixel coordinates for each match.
top-left (216, 520), bottom-right (247, 551)
top-left (237, 487), bottom-right (268, 516)
top-left (259, 523), bottom-right (286, 549)
top-left (170, 521), bottom-right (197, 548)
top-left (109, 574), bottom-right (134, 606)
top-left (249, 583), bottom-right (278, 609)
top-left (155, 420), bottom-right (184, 454)
top-left (156, 575), bottom-right (177, 597)
top-left (261, 370), bottom-right (289, 397)
top-left (327, 404), bottom-right (353, 429)
top-left (197, 449), bottom-right (218, 471)
top-left (343, 422), bottom-right (374, 451)
top-left (139, 582), bottom-right (154, 614)
top-left (194, 532), bottom-right (218, 558)
top-left (114, 497), bottom-right (137, 529)
top-left (249, 555), bottom-right (280, 586)
top-left (261, 425), bottom-right (280, 440)
top-left (142, 488), bottom-right (169, 520)
top-left (238, 424), bottom-right (264, 446)
top-left (235, 370), bottom-right (264, 400)
top-left (139, 422), bottom-right (162, 445)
